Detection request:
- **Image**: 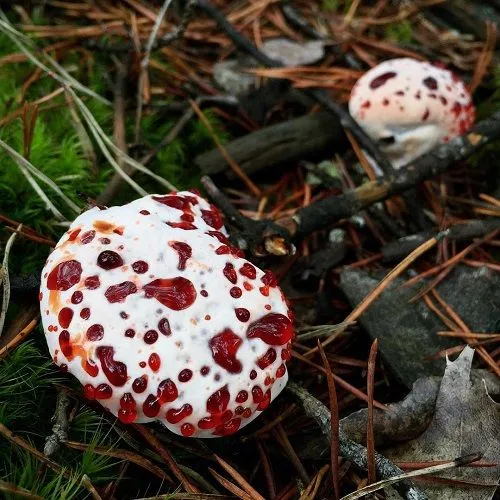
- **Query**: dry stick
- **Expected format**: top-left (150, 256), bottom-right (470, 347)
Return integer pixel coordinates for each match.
top-left (132, 424), bottom-right (199, 494)
top-left (366, 339), bottom-right (379, 486)
top-left (190, 99), bottom-right (261, 197)
top-left (318, 342), bottom-right (341, 500)
top-left (194, 0), bottom-right (394, 177)
top-left (292, 111), bottom-right (500, 237)
top-left (44, 389), bottom-right (70, 456)
top-left (0, 225), bottom-right (20, 338)
top-left (286, 383), bottom-right (428, 500)
top-left (0, 318), bottom-right (38, 359)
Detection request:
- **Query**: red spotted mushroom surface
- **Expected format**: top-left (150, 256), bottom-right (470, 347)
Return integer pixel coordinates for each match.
top-left (39, 191), bottom-right (293, 438)
top-left (349, 58), bottom-right (475, 169)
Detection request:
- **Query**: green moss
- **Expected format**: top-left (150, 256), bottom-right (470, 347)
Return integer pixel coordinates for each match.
top-left (385, 20), bottom-right (413, 43)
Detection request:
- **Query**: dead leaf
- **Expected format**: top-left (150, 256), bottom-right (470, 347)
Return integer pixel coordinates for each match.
top-left (386, 347), bottom-right (500, 499)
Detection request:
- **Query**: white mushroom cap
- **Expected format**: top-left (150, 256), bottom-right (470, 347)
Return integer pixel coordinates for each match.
top-left (39, 192), bottom-right (293, 438)
top-left (349, 58), bottom-right (475, 169)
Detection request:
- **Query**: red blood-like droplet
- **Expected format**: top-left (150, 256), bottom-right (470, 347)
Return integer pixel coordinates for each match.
top-left (80, 230), bottom-right (96, 244)
top-left (120, 393), bottom-right (136, 411)
top-left (207, 385), bottom-right (230, 414)
top-left (181, 423), bottom-right (195, 436)
top-left (206, 231), bottom-right (229, 244)
top-left (132, 375), bottom-right (147, 393)
top-left (247, 313), bottom-right (293, 346)
top-left (281, 347), bottom-right (291, 361)
top-left (95, 346), bottom-right (127, 386)
top-left (99, 237), bottom-right (111, 244)
top-left (132, 260), bottom-right (149, 274)
top-left (257, 389), bottom-right (272, 411)
top-left (143, 278), bottom-right (196, 310)
top-left (181, 213), bottom-right (194, 222)
top-left (158, 378), bottom-right (178, 403)
top-left (423, 76), bottom-right (438, 90)
top-left (84, 384), bottom-right (95, 400)
top-left (223, 262), bottom-right (237, 284)
top-left (276, 364), bottom-right (286, 378)
top-left (68, 228), bottom-right (81, 241)
top-left (261, 270), bottom-right (278, 287)
top-left (85, 275), bottom-right (100, 289)
top-left (139, 361), bottom-right (146, 368)
top-left (166, 403), bottom-right (193, 424)
top-left (87, 324), bottom-right (104, 341)
top-left (215, 245), bottom-right (230, 255)
top-left (250, 370), bottom-right (257, 380)
top-left (118, 408), bottom-right (137, 424)
top-left (149, 353), bottom-right (161, 372)
top-left (59, 330), bottom-right (73, 359)
top-left (158, 318), bottom-right (171, 336)
top-left (200, 366), bottom-right (210, 376)
top-left (235, 308), bottom-right (250, 322)
top-left (153, 195), bottom-right (193, 212)
top-left (201, 207), bottom-right (223, 229)
top-left (105, 281), bottom-right (137, 303)
top-left (213, 418), bottom-right (241, 436)
top-left (144, 330), bottom-right (159, 344)
top-left (369, 71), bottom-right (397, 89)
top-left (80, 308), bottom-right (91, 320)
top-left (239, 263), bottom-right (256, 279)
top-left (97, 250), bottom-right (123, 270)
top-left (47, 260), bottom-right (82, 291)
top-left (71, 291), bottom-right (83, 304)
top-left (178, 369), bottom-right (193, 382)
top-left (200, 290), bottom-right (208, 297)
top-left (209, 329), bottom-right (242, 374)
top-left (252, 386), bottom-right (264, 403)
top-left (125, 329), bottom-right (135, 338)
top-left (143, 394), bottom-right (161, 417)
top-left (95, 383), bottom-right (113, 399)
top-left (242, 408), bottom-right (252, 418)
top-left (167, 221), bottom-right (197, 230)
top-left (257, 347), bottom-right (277, 369)
top-left (140, 210), bottom-right (150, 215)
top-left (169, 241), bottom-right (192, 271)
top-left (84, 359), bottom-right (99, 377)
top-left (236, 390), bottom-right (248, 403)
top-left (230, 287), bottom-right (242, 298)
top-left (58, 307), bottom-right (73, 328)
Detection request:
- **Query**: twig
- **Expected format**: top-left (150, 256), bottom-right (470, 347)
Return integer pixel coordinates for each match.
top-left (286, 383), bottom-right (428, 500)
top-left (290, 112), bottom-right (500, 237)
top-left (194, 0), bottom-right (394, 176)
top-left (0, 480), bottom-right (43, 499)
top-left (44, 389), bottom-right (70, 457)
top-left (201, 176), bottom-right (295, 256)
top-left (0, 225), bottom-right (20, 338)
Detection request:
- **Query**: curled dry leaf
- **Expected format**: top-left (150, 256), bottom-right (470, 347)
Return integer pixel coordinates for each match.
top-left (385, 347), bottom-right (500, 500)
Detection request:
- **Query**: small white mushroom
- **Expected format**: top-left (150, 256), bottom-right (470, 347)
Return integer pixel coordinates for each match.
top-left (349, 58), bottom-right (475, 169)
top-left (39, 192), bottom-right (293, 438)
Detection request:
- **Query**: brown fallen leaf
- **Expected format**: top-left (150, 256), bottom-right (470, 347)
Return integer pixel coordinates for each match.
top-left (385, 347), bottom-right (500, 499)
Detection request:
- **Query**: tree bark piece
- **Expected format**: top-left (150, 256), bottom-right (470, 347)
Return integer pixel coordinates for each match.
top-left (195, 111), bottom-right (344, 176)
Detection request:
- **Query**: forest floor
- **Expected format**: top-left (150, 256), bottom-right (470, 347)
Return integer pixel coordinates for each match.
top-left (0, 1), bottom-right (500, 499)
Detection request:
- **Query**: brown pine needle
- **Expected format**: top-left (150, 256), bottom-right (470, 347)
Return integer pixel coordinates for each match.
top-left (208, 468), bottom-right (254, 500)
top-left (318, 341), bottom-right (340, 500)
top-left (214, 455), bottom-right (265, 500)
top-left (189, 99), bottom-right (261, 197)
top-left (366, 339), bottom-right (379, 486)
